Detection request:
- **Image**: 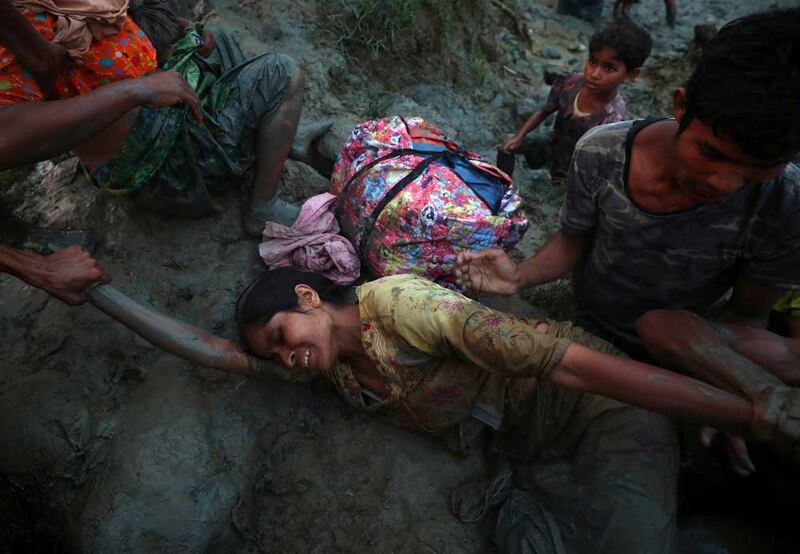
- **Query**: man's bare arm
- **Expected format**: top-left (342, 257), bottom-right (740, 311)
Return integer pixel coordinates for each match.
top-left (0, 71), bottom-right (202, 169)
top-left (456, 229), bottom-right (587, 296)
top-left (637, 278), bottom-right (796, 398)
top-left (0, 244), bottom-right (110, 304)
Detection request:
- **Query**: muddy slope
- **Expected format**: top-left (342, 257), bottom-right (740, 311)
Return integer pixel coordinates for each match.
top-left (0, 0), bottom-right (796, 552)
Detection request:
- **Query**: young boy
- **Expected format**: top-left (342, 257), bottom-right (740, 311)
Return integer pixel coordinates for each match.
top-left (497, 20), bottom-right (651, 181)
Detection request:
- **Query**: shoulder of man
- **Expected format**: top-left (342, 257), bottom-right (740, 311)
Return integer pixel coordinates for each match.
top-left (777, 162), bottom-right (800, 196)
top-left (756, 162), bottom-right (800, 216)
top-left (571, 119), bottom-right (633, 172)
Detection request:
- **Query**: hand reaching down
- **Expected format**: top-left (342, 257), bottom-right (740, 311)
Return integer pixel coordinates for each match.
top-left (136, 70), bottom-right (204, 123)
top-left (455, 249), bottom-right (521, 296)
top-left (27, 246), bottom-right (112, 305)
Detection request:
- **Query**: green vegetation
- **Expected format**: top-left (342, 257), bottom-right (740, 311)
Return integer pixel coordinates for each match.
top-left (321, 0), bottom-right (489, 85)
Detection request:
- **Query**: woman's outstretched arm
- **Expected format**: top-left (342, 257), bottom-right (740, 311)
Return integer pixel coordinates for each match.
top-left (87, 284), bottom-right (277, 377)
top-left (553, 342), bottom-right (799, 448)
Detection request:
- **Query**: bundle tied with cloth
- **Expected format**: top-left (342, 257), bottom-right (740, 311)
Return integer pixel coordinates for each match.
top-left (13, 0), bottom-right (129, 61)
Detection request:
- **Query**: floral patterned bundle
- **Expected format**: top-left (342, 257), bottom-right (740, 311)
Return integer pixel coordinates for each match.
top-left (330, 116), bottom-right (528, 290)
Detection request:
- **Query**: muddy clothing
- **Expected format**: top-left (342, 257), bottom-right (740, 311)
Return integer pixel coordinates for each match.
top-left (541, 73), bottom-right (627, 180)
top-left (327, 274), bottom-right (678, 554)
top-left (562, 119), bottom-right (800, 349)
top-left (91, 25), bottom-right (295, 215)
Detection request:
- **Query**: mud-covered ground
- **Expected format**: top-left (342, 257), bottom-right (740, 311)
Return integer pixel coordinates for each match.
top-left (0, 0), bottom-right (796, 552)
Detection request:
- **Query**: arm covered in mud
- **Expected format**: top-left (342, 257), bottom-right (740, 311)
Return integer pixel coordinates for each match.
top-left (0, 71), bottom-right (202, 169)
top-left (86, 284), bottom-right (282, 377)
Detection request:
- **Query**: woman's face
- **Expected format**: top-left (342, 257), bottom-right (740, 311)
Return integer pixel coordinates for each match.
top-left (243, 286), bottom-right (338, 377)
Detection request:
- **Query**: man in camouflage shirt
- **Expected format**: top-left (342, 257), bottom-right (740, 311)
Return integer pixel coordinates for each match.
top-left (457, 8), bottom-right (800, 458)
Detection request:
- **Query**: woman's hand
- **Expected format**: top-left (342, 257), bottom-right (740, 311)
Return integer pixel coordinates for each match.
top-left (699, 427), bottom-right (756, 476)
top-left (198, 30), bottom-right (216, 57)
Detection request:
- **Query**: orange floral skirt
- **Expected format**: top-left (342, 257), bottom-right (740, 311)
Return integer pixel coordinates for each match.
top-left (0, 9), bottom-right (157, 104)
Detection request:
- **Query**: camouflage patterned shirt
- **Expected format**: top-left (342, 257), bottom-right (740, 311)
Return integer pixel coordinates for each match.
top-left (561, 119), bottom-right (800, 347)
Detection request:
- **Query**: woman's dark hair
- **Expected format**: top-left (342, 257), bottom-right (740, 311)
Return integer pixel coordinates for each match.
top-left (589, 20), bottom-right (652, 70)
top-left (680, 8), bottom-right (800, 161)
top-left (235, 267), bottom-right (351, 347)
top-left (128, 0), bottom-right (184, 60)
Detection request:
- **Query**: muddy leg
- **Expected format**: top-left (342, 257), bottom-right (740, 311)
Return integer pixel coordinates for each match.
top-left (243, 68), bottom-right (305, 235)
top-left (664, 0), bottom-right (677, 27)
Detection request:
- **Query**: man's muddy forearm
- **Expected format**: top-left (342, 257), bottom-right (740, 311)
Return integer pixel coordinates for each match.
top-left (0, 81), bottom-right (145, 169)
top-left (516, 229), bottom-right (586, 289)
top-left (638, 309), bottom-right (784, 398)
top-left (0, 243), bottom-right (43, 284)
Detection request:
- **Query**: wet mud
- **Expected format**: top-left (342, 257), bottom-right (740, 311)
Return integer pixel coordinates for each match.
top-left (0, 0), bottom-right (797, 552)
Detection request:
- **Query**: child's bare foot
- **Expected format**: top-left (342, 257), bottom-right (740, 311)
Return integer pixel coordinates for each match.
top-left (243, 194), bottom-right (300, 237)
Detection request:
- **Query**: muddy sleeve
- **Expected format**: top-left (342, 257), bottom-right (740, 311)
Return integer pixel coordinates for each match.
top-left (371, 276), bottom-right (572, 380)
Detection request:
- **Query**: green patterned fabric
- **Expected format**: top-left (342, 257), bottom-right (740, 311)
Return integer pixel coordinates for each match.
top-left (91, 25), bottom-right (295, 215)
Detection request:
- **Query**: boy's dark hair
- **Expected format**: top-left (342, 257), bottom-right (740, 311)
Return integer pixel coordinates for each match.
top-left (680, 8), bottom-right (800, 161)
top-left (128, 0), bottom-right (184, 60)
top-left (589, 20), bottom-right (652, 70)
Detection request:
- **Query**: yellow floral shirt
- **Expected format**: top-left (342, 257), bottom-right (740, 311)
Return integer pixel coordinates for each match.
top-left (325, 274), bottom-right (572, 436)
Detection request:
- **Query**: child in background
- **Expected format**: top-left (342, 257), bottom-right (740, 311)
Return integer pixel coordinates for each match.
top-left (497, 20), bottom-right (651, 182)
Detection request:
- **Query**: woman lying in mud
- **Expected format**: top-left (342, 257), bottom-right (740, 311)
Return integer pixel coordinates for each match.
top-left (87, 269), bottom-right (799, 554)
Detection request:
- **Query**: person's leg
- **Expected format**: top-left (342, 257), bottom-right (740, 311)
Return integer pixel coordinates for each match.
top-left (637, 309), bottom-right (800, 390)
top-left (664, 0), bottom-right (677, 27)
top-left (498, 322), bottom-right (679, 554)
top-left (204, 33), bottom-right (306, 233)
top-left (505, 396), bottom-right (679, 554)
top-left (243, 67), bottom-right (305, 234)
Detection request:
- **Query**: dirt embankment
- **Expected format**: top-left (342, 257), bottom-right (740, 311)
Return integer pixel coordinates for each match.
top-left (0, 0), bottom-right (796, 552)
